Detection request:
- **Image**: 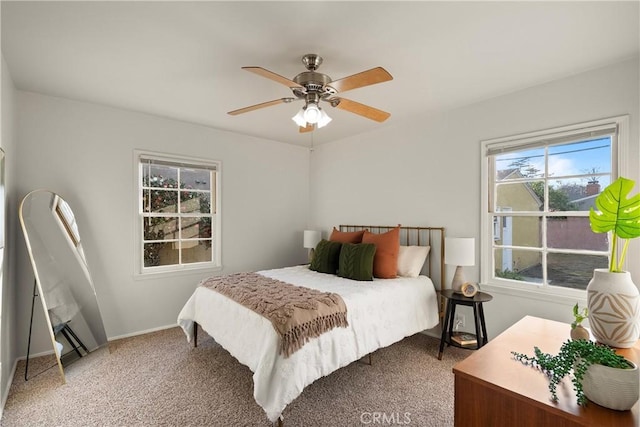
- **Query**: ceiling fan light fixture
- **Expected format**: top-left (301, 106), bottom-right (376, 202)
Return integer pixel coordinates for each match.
top-left (317, 109), bottom-right (332, 128)
top-left (303, 103), bottom-right (321, 124)
top-left (292, 109), bottom-right (307, 127)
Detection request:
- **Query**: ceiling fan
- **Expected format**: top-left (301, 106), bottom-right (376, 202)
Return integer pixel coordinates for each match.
top-left (228, 54), bottom-right (393, 133)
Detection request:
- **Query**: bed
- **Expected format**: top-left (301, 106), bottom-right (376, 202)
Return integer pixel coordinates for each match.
top-left (177, 225), bottom-right (445, 425)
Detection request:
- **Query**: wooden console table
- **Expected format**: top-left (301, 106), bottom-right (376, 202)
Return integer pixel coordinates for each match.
top-left (452, 316), bottom-right (639, 427)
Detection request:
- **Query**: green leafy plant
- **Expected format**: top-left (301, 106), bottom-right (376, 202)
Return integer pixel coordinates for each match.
top-left (512, 339), bottom-right (633, 406)
top-left (571, 303), bottom-right (588, 329)
top-left (495, 268), bottom-right (523, 280)
top-left (590, 177), bottom-right (640, 272)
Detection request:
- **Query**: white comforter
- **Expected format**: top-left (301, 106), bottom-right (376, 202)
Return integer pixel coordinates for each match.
top-left (177, 265), bottom-right (439, 422)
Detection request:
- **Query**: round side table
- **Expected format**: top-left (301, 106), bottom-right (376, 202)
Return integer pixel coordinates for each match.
top-left (438, 289), bottom-right (493, 360)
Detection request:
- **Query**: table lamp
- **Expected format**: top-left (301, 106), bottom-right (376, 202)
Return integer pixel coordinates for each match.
top-left (445, 237), bottom-right (475, 293)
top-left (303, 230), bottom-right (321, 262)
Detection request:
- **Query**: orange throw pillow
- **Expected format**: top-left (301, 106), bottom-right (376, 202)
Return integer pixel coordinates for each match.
top-left (362, 227), bottom-right (400, 279)
top-left (329, 227), bottom-right (365, 244)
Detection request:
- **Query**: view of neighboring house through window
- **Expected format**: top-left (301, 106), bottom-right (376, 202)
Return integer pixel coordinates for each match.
top-left (482, 117), bottom-right (628, 292)
top-left (136, 152), bottom-right (220, 274)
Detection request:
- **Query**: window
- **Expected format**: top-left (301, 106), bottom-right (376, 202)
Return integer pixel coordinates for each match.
top-left (481, 117), bottom-right (628, 294)
top-left (135, 151), bottom-right (221, 275)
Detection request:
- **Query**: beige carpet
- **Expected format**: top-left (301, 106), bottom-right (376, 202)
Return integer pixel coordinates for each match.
top-left (1, 327), bottom-right (469, 426)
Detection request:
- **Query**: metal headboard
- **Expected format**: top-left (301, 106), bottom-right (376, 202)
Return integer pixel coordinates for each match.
top-left (339, 225), bottom-right (446, 320)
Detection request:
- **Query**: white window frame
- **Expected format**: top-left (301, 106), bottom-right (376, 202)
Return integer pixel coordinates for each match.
top-left (480, 116), bottom-right (629, 300)
top-left (133, 150), bottom-right (222, 277)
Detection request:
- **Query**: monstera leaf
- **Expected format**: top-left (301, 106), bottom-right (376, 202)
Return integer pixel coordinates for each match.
top-left (590, 177), bottom-right (640, 272)
top-left (590, 177), bottom-right (640, 239)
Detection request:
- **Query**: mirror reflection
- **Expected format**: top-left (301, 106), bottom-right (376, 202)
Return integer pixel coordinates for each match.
top-left (19, 190), bottom-right (107, 381)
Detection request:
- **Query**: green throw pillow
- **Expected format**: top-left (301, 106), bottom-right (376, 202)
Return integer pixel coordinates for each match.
top-left (337, 243), bottom-right (376, 281)
top-left (310, 239), bottom-right (343, 274)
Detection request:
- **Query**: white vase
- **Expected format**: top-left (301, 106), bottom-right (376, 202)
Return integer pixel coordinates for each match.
top-left (582, 361), bottom-right (639, 411)
top-left (587, 269), bottom-right (640, 348)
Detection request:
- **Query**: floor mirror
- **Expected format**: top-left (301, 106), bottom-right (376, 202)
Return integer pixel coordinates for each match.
top-left (19, 189), bottom-right (108, 382)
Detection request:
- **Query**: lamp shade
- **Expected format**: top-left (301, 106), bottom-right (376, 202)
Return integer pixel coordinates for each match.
top-left (317, 109), bottom-right (332, 128)
top-left (292, 109), bottom-right (306, 127)
top-left (303, 230), bottom-right (321, 249)
top-left (445, 237), bottom-right (475, 266)
top-left (303, 103), bottom-right (321, 123)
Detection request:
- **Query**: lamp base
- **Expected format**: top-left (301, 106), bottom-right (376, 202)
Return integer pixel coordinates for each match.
top-left (451, 265), bottom-right (466, 293)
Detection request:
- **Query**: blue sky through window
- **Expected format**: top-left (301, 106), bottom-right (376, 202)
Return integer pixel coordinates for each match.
top-left (496, 137), bottom-right (611, 187)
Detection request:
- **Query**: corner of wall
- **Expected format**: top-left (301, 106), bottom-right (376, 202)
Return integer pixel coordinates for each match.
top-left (1, 51), bottom-right (19, 415)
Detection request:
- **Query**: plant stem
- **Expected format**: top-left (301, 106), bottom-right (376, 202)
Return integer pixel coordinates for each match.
top-left (610, 232), bottom-right (618, 272)
top-left (618, 238), bottom-right (630, 272)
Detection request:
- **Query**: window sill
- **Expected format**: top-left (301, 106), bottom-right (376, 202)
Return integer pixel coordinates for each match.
top-left (133, 264), bottom-right (222, 281)
top-left (479, 282), bottom-right (587, 306)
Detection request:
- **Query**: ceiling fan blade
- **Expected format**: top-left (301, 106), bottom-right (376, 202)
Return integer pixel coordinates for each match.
top-left (299, 124), bottom-right (315, 133)
top-left (327, 67), bottom-right (393, 93)
top-left (228, 98), bottom-right (294, 115)
top-left (331, 98), bottom-right (391, 122)
top-left (242, 67), bottom-right (303, 89)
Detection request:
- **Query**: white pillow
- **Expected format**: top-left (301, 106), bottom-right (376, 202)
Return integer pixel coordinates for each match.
top-left (397, 246), bottom-right (430, 277)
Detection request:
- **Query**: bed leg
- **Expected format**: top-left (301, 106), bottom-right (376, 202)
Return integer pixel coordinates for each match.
top-left (193, 322), bottom-right (198, 348)
top-left (368, 353), bottom-right (372, 366)
top-left (275, 416), bottom-right (284, 427)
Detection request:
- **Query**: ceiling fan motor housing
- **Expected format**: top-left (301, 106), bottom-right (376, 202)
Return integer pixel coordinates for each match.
top-left (292, 71), bottom-right (336, 99)
top-left (301, 53), bottom-right (323, 71)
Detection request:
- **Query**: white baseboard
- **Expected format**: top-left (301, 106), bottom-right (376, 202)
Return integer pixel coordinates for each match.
top-left (107, 323), bottom-right (178, 342)
top-left (15, 324), bottom-right (180, 360)
top-left (16, 348), bottom-right (56, 361)
top-left (1, 359), bottom-right (19, 420)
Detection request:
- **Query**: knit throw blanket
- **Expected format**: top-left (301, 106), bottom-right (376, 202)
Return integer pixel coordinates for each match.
top-left (201, 272), bottom-right (349, 357)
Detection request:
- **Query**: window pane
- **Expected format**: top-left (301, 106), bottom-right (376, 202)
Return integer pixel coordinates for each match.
top-left (142, 189), bottom-right (178, 213)
top-left (494, 248), bottom-right (542, 283)
top-left (547, 217), bottom-right (609, 251)
top-left (182, 241), bottom-right (212, 264)
top-left (547, 253), bottom-right (608, 290)
top-left (143, 217), bottom-right (179, 240)
top-left (180, 191), bottom-right (211, 214)
top-left (548, 138), bottom-right (611, 178)
top-left (496, 182), bottom-right (543, 212)
top-left (198, 218), bottom-right (212, 239)
top-left (493, 215), bottom-right (541, 248)
top-left (142, 164), bottom-right (179, 188)
top-left (495, 148), bottom-right (545, 180)
top-left (547, 179), bottom-right (581, 212)
top-left (144, 242), bottom-right (179, 267)
top-left (180, 168), bottom-right (211, 190)
top-left (180, 217), bottom-right (206, 239)
top-left (548, 177), bottom-right (611, 212)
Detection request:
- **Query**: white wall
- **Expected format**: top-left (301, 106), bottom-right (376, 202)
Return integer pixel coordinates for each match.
top-left (311, 58), bottom-right (640, 337)
top-left (14, 92), bottom-right (310, 355)
top-left (1, 54), bottom-right (18, 412)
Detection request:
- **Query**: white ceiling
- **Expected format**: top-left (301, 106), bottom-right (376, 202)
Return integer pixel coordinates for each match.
top-left (2, 1), bottom-right (639, 146)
